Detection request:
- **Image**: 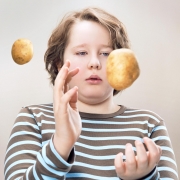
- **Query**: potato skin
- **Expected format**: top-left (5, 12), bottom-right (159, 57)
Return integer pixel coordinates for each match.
top-left (11, 38), bottom-right (33, 65)
top-left (106, 48), bottom-right (140, 90)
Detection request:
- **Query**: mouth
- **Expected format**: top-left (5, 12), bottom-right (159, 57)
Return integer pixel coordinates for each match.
top-left (86, 75), bottom-right (102, 84)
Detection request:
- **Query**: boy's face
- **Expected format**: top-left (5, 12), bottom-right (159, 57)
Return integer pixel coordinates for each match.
top-left (63, 20), bottom-right (114, 105)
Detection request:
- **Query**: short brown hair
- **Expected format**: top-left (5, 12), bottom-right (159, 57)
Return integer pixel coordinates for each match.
top-left (44, 7), bottom-right (130, 95)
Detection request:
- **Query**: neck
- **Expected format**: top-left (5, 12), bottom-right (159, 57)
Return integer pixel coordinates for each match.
top-left (77, 97), bottom-right (120, 114)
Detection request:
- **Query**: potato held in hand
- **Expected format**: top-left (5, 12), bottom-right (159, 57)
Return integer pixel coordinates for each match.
top-left (11, 38), bottom-right (33, 65)
top-left (106, 48), bottom-right (140, 90)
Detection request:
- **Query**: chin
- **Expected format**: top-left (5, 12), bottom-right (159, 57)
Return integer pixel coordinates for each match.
top-left (78, 92), bottom-right (112, 105)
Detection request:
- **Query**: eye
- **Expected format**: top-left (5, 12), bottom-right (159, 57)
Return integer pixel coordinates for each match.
top-left (76, 51), bottom-right (87, 56)
top-left (101, 52), bottom-right (110, 57)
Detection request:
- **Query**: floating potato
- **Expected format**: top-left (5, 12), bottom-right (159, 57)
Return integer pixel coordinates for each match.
top-left (106, 48), bottom-right (140, 90)
top-left (11, 38), bottom-right (33, 65)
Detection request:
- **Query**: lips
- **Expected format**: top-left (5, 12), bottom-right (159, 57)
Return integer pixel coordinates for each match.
top-left (86, 75), bottom-right (102, 81)
top-left (86, 75), bottom-right (102, 84)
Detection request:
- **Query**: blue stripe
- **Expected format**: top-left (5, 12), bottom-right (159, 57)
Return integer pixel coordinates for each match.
top-left (41, 174), bottom-right (58, 180)
top-left (75, 142), bottom-right (136, 151)
top-left (42, 140), bottom-right (50, 146)
top-left (74, 162), bottom-right (115, 170)
top-left (13, 122), bottom-right (39, 130)
top-left (80, 135), bottom-right (143, 141)
top-left (66, 173), bottom-right (119, 179)
top-left (157, 167), bottom-right (178, 178)
top-left (160, 156), bottom-right (177, 167)
top-left (152, 126), bottom-right (167, 132)
top-left (37, 153), bottom-right (66, 176)
top-left (4, 150), bottom-right (38, 166)
top-left (161, 178), bottom-right (174, 180)
top-left (33, 163), bottom-right (40, 180)
top-left (6, 141), bottom-right (42, 155)
top-left (42, 143), bottom-right (56, 168)
top-left (17, 113), bottom-right (34, 118)
top-left (115, 114), bottom-right (160, 123)
top-left (49, 138), bottom-right (72, 167)
top-left (82, 120), bottom-right (154, 127)
top-left (7, 169), bottom-right (26, 180)
top-left (82, 127), bottom-right (148, 133)
top-left (5, 159), bottom-right (35, 176)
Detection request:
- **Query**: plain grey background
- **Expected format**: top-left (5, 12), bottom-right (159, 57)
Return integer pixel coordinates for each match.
top-left (0, 0), bottom-right (180, 179)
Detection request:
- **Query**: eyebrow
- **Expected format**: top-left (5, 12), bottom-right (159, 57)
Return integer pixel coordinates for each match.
top-left (72, 43), bottom-right (112, 49)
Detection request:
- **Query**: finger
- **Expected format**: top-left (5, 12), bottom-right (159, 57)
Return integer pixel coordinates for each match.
top-left (125, 143), bottom-right (136, 172)
top-left (114, 152), bottom-right (125, 176)
top-left (143, 137), bottom-right (161, 166)
top-left (64, 67), bottom-right (79, 93)
top-left (135, 140), bottom-right (148, 169)
top-left (54, 66), bottom-right (69, 106)
top-left (69, 87), bottom-right (78, 110)
top-left (60, 86), bottom-right (78, 113)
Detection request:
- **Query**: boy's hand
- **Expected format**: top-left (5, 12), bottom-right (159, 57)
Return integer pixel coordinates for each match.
top-left (114, 137), bottom-right (162, 180)
top-left (53, 60), bottom-right (82, 161)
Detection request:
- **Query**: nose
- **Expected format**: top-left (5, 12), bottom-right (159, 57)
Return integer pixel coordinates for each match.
top-left (87, 55), bottom-right (101, 70)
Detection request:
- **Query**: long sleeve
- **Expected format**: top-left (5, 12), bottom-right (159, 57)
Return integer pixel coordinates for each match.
top-left (149, 117), bottom-right (179, 179)
top-left (4, 107), bottom-right (75, 180)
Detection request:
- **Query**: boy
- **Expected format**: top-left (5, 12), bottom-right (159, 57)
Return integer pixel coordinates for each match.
top-left (4, 7), bottom-right (178, 180)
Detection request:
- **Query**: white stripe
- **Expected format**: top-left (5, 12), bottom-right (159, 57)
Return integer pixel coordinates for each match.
top-left (6, 141), bottom-right (42, 155)
top-left (152, 136), bottom-right (170, 142)
top-left (124, 109), bottom-right (162, 118)
top-left (33, 112), bottom-right (54, 118)
top-left (17, 113), bottom-right (34, 118)
top-left (42, 129), bottom-right (55, 134)
top-left (74, 161), bottom-right (115, 170)
top-left (160, 156), bottom-right (177, 167)
top-left (157, 167), bottom-right (178, 178)
top-left (33, 162), bottom-right (40, 180)
top-left (161, 146), bottom-right (174, 155)
top-left (13, 122), bottom-right (39, 130)
top-left (80, 135), bottom-right (143, 141)
top-left (5, 159), bottom-right (35, 176)
top-left (4, 150), bottom-right (38, 166)
top-left (81, 119), bottom-right (155, 127)
top-left (76, 151), bottom-right (116, 160)
top-left (26, 166), bottom-right (32, 180)
top-left (8, 131), bottom-right (41, 144)
top-left (75, 142), bottom-right (136, 151)
top-left (30, 107), bottom-right (53, 113)
top-left (82, 127), bottom-right (148, 133)
top-left (115, 114), bottom-right (160, 123)
top-left (152, 126), bottom-right (167, 132)
top-left (7, 169), bottom-right (26, 180)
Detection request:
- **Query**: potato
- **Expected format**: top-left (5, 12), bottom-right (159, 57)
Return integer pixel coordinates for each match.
top-left (106, 48), bottom-right (140, 90)
top-left (11, 38), bottom-right (33, 65)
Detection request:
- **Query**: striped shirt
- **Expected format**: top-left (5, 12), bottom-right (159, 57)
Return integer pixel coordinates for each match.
top-left (4, 103), bottom-right (179, 180)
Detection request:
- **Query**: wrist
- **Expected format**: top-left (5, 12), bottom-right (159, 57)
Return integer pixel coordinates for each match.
top-left (53, 133), bottom-right (74, 161)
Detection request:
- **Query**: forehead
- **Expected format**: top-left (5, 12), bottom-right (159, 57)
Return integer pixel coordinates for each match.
top-left (68, 20), bottom-right (112, 47)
